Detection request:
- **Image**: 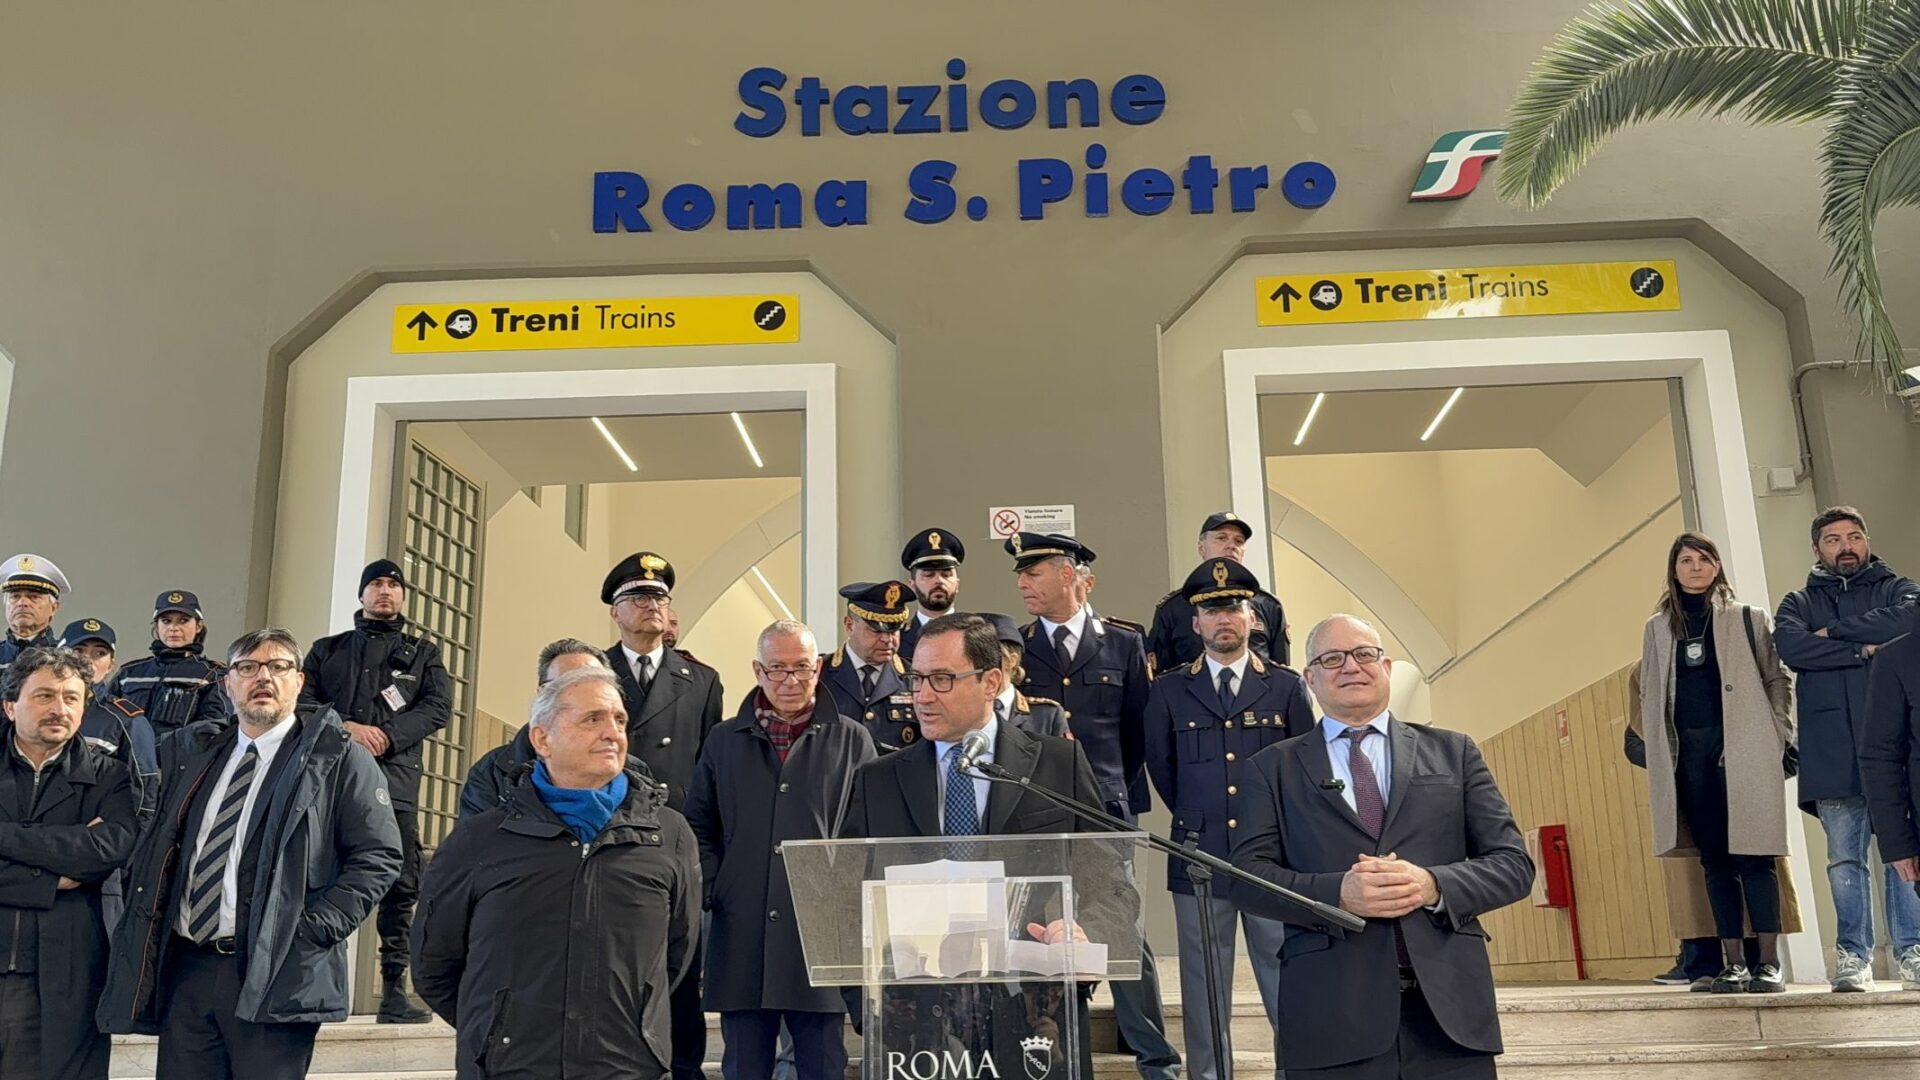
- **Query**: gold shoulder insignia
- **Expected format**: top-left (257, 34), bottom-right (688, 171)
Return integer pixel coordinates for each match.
top-left (1153, 590), bottom-right (1180, 609)
top-left (1023, 621), bottom-right (1038, 638)
top-left (829, 646), bottom-right (845, 669)
top-left (1025, 695), bottom-right (1062, 708)
top-left (1249, 654), bottom-right (1267, 675)
top-left (1107, 617), bottom-right (1146, 636)
top-left (107, 696), bottom-right (145, 719)
top-left (892, 654), bottom-right (906, 673)
top-left (1187, 657), bottom-right (1205, 675)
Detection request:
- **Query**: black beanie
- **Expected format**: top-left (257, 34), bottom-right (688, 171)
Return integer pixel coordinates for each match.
top-left (360, 559), bottom-right (406, 593)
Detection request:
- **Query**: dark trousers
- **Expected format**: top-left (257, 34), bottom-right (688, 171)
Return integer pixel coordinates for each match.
top-left (376, 805), bottom-right (422, 979)
top-left (720, 1010), bottom-right (847, 1080)
top-left (1676, 750), bottom-right (1781, 938)
top-left (156, 941), bottom-right (319, 1080)
top-left (1682, 936), bottom-right (1762, 978)
top-left (1289, 984), bottom-right (1494, 1079)
top-left (672, 918), bottom-right (709, 1080)
top-left (0, 972), bottom-right (40, 1080)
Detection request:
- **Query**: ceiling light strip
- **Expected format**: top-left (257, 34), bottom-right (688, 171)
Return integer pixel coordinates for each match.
top-left (731, 411), bottom-right (765, 469)
top-left (751, 566), bottom-right (795, 620)
top-left (1420, 387), bottom-right (1464, 442)
top-left (590, 416), bottom-right (640, 472)
top-left (1292, 392), bottom-right (1326, 447)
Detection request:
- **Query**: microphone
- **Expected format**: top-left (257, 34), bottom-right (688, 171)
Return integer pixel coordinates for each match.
top-left (1320, 778), bottom-right (1346, 792)
top-left (957, 728), bottom-right (992, 773)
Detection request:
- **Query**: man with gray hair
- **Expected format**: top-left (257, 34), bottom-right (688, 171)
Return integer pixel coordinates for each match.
top-left (99, 628), bottom-right (402, 1080)
top-left (685, 619), bottom-right (875, 1080)
top-left (458, 639), bottom-right (616, 818)
top-left (414, 665), bottom-right (700, 1080)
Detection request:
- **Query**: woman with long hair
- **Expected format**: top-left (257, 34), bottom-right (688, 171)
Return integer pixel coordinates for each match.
top-left (1639, 531), bottom-right (1796, 992)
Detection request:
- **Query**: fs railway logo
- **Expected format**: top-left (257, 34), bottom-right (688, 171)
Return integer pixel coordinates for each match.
top-left (1410, 130), bottom-right (1507, 201)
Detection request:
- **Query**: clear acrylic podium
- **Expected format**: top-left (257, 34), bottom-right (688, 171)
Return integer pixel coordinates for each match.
top-left (781, 833), bottom-right (1146, 1080)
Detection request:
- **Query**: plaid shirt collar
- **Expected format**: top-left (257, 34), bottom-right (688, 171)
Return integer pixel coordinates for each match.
top-left (755, 691), bottom-right (816, 752)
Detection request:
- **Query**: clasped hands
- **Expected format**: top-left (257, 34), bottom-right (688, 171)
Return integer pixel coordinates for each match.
top-left (1338, 852), bottom-right (1438, 919)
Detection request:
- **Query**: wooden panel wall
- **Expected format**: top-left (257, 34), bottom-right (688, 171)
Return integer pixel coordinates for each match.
top-left (1477, 663), bottom-right (1677, 981)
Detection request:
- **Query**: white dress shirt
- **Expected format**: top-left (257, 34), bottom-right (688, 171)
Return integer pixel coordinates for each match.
top-left (932, 714), bottom-right (999, 832)
top-left (623, 643), bottom-right (666, 682)
top-left (1204, 653), bottom-right (1251, 703)
top-left (1037, 607), bottom-right (1092, 661)
top-left (994, 684), bottom-right (1018, 721)
top-left (177, 716), bottom-right (297, 939)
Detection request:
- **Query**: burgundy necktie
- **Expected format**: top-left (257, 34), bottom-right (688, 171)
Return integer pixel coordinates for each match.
top-left (1341, 726), bottom-right (1386, 837)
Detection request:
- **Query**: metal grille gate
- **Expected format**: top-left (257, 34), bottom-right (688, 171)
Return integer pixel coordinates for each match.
top-left (399, 442), bottom-right (483, 851)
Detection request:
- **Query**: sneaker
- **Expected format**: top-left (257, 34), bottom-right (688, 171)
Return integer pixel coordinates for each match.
top-left (1689, 975), bottom-right (1716, 992)
top-left (1832, 949), bottom-right (1874, 993)
top-left (1710, 964), bottom-right (1752, 994)
top-left (1652, 961), bottom-right (1691, 985)
top-left (1748, 963), bottom-right (1787, 993)
top-left (1899, 945), bottom-right (1920, 990)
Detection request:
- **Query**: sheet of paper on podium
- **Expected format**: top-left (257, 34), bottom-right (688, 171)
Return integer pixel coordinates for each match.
top-left (882, 860), bottom-right (1009, 978)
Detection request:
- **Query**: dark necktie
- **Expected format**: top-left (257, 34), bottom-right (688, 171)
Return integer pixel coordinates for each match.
top-left (860, 664), bottom-right (877, 701)
top-left (185, 744), bottom-right (260, 942)
top-left (1341, 726), bottom-right (1386, 837)
top-left (1052, 624), bottom-right (1074, 671)
top-left (1217, 667), bottom-right (1236, 714)
top-left (636, 653), bottom-right (654, 688)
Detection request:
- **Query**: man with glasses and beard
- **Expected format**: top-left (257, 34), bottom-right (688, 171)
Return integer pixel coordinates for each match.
top-left (602, 550), bottom-right (725, 1080)
top-left (99, 629), bottom-right (400, 1080)
top-left (899, 528), bottom-right (963, 663)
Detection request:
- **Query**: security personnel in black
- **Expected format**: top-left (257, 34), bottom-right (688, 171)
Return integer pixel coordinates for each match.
top-left (1144, 560), bottom-right (1314, 1080)
top-left (981, 612), bottom-right (1070, 739)
top-left (822, 580), bottom-right (917, 751)
top-left (298, 559), bottom-right (451, 1025)
top-left (61, 619), bottom-right (160, 816)
top-left (899, 527), bottom-right (964, 662)
top-left (1147, 512), bottom-right (1290, 676)
top-left (600, 550), bottom-right (725, 1080)
top-left (1005, 531), bottom-right (1181, 1080)
top-left (105, 591), bottom-right (231, 734)
top-left (0, 554), bottom-right (68, 667)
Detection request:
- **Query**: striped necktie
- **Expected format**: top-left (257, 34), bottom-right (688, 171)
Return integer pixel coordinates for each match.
top-left (185, 744), bottom-right (260, 942)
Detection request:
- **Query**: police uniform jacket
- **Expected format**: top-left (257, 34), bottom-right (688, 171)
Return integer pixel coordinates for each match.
top-left (684, 685), bottom-right (874, 1013)
top-left (820, 646), bottom-right (916, 751)
top-left (106, 645), bottom-right (230, 733)
top-left (1007, 691), bottom-right (1069, 740)
top-left (300, 614), bottom-right (453, 808)
top-left (0, 627), bottom-right (56, 668)
top-left (1016, 611), bottom-right (1150, 821)
top-left (79, 693), bottom-right (159, 816)
top-left (607, 643), bottom-right (725, 811)
top-left (0, 725), bottom-right (137, 1080)
top-left (412, 761), bottom-right (699, 1080)
top-left (898, 615), bottom-right (936, 665)
top-left (1143, 654), bottom-right (1313, 893)
top-left (1147, 589), bottom-right (1290, 676)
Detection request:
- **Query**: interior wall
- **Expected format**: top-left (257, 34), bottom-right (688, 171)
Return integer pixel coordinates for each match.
top-left (680, 534), bottom-right (803, 704)
top-left (1264, 419), bottom-right (1680, 740)
top-left (1267, 537), bottom-right (1431, 725)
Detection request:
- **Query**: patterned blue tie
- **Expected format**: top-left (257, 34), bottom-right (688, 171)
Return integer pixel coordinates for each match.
top-left (944, 744), bottom-right (980, 837)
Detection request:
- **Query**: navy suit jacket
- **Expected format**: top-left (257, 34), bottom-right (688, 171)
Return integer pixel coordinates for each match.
top-left (1228, 717), bottom-right (1533, 1070)
top-left (1016, 611), bottom-right (1150, 821)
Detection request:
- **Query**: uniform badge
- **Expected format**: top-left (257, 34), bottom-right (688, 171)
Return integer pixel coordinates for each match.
top-left (84, 619), bottom-right (101, 631)
top-left (901, 727), bottom-right (917, 744)
top-left (18, 556), bottom-right (32, 570)
top-left (1222, 512), bottom-right (1238, 522)
top-left (1010, 533), bottom-right (1023, 554)
top-left (375, 788), bottom-right (391, 806)
top-left (929, 531), bottom-right (943, 551)
top-left (168, 592), bottom-right (184, 604)
top-left (884, 582), bottom-right (902, 608)
top-left (1213, 562), bottom-right (1229, 587)
top-left (640, 553), bottom-right (667, 579)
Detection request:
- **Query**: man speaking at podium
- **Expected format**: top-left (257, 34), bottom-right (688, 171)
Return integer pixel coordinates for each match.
top-left (839, 612), bottom-right (1131, 1079)
top-left (1230, 615), bottom-right (1533, 1079)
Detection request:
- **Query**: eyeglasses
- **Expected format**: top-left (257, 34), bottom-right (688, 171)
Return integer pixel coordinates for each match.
top-left (1306, 646), bottom-right (1387, 671)
top-left (617, 594), bottom-right (672, 609)
top-left (755, 664), bottom-right (817, 684)
top-left (906, 669), bottom-right (990, 693)
top-left (231, 659), bottom-right (299, 679)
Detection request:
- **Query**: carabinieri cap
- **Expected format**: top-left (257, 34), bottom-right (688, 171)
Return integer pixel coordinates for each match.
top-left (603, 551), bottom-right (675, 604)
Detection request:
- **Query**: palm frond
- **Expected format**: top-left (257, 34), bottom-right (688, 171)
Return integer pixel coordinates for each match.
top-left (1499, 0), bottom-right (1869, 207)
top-left (1820, 1), bottom-right (1920, 384)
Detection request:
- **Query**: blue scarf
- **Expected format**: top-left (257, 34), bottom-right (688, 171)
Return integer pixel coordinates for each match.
top-left (530, 761), bottom-right (629, 843)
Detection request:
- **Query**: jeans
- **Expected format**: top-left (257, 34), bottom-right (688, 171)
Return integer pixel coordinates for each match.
top-left (1815, 797), bottom-right (1920, 957)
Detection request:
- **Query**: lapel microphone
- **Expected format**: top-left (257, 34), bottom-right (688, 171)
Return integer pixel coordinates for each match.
top-left (1321, 778), bottom-right (1346, 792)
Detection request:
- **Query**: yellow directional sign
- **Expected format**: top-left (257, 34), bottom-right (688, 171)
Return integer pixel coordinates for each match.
top-left (1254, 261), bottom-right (1679, 327)
top-left (391, 295), bottom-right (800, 353)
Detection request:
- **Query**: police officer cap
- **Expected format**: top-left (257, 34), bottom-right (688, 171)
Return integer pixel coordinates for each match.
top-left (60, 618), bottom-right (115, 650)
top-left (154, 590), bottom-right (204, 619)
top-left (979, 613), bottom-right (1024, 649)
top-left (1200, 511), bottom-right (1252, 542)
top-left (840, 581), bottom-right (913, 630)
top-left (1184, 559), bottom-right (1260, 610)
top-left (1003, 532), bottom-right (1095, 572)
top-left (602, 551), bottom-right (675, 605)
top-left (901, 527), bottom-right (965, 571)
top-left (0, 554), bottom-right (69, 599)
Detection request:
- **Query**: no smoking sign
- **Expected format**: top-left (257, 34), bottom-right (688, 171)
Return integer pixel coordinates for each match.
top-left (987, 504), bottom-right (1075, 540)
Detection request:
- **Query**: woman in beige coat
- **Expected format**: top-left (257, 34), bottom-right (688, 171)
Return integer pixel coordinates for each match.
top-left (1640, 531), bottom-right (1796, 993)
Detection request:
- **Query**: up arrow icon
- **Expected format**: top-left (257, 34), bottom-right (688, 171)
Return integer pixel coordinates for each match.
top-left (406, 311), bottom-right (439, 341)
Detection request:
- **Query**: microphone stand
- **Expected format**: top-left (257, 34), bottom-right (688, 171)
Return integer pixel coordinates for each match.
top-left (962, 757), bottom-right (1365, 1080)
